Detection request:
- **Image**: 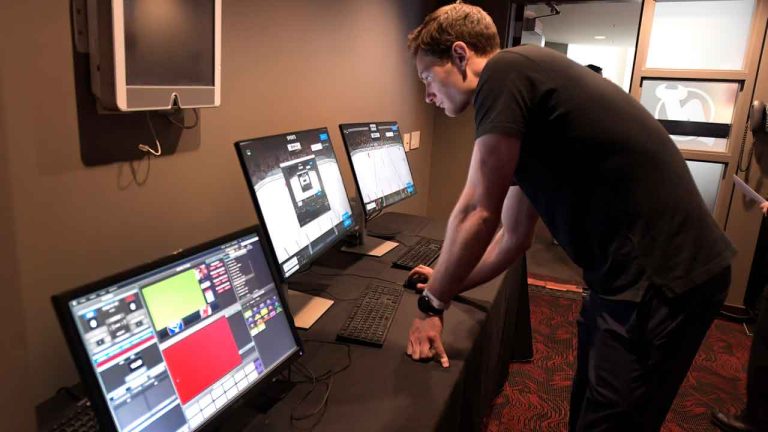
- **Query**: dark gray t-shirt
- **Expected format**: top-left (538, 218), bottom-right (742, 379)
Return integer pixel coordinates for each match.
top-left (474, 45), bottom-right (734, 300)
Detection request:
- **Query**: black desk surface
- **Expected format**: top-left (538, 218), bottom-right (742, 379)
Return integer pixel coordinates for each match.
top-left (234, 212), bottom-right (533, 432)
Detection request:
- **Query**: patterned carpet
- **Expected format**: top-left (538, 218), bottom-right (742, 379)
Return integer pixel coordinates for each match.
top-left (484, 286), bottom-right (752, 431)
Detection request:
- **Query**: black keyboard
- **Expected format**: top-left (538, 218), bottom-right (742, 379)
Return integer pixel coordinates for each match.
top-left (336, 283), bottom-right (403, 347)
top-left (48, 398), bottom-right (98, 432)
top-left (392, 237), bottom-right (442, 270)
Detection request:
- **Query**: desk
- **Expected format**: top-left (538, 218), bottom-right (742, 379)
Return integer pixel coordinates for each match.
top-left (242, 212), bottom-right (533, 432)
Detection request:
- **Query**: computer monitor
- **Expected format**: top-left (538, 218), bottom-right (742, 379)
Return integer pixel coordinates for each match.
top-left (235, 128), bottom-right (355, 279)
top-left (87, 0), bottom-right (222, 111)
top-left (52, 227), bottom-right (303, 432)
top-left (339, 122), bottom-right (416, 219)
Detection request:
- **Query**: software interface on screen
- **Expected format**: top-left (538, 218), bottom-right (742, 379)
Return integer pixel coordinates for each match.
top-left (340, 122), bottom-right (415, 217)
top-left (66, 233), bottom-right (298, 432)
top-left (237, 128), bottom-right (354, 278)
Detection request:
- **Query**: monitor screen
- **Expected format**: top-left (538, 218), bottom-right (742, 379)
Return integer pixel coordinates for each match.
top-left (124, 0), bottom-right (215, 86)
top-left (339, 122), bottom-right (415, 218)
top-left (55, 229), bottom-right (301, 432)
top-left (235, 128), bottom-right (355, 279)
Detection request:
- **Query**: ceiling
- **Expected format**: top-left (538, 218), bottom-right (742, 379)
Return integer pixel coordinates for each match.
top-left (526, 1), bottom-right (643, 47)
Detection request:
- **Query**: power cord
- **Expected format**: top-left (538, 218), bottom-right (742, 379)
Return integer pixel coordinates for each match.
top-left (138, 111), bottom-right (163, 156)
top-left (288, 340), bottom-right (352, 429)
top-left (165, 108), bottom-right (199, 129)
top-left (138, 108), bottom-right (199, 157)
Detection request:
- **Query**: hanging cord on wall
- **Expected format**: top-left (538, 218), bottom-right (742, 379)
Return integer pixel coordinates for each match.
top-left (737, 122), bottom-right (755, 174)
top-left (165, 107), bottom-right (199, 129)
top-left (129, 155), bottom-right (151, 186)
top-left (138, 108), bottom-right (199, 157)
top-left (138, 111), bottom-right (163, 156)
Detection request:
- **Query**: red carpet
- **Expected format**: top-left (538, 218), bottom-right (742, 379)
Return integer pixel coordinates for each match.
top-left (484, 286), bottom-right (752, 431)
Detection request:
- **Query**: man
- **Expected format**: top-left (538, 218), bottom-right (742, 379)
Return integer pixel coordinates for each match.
top-left (711, 202), bottom-right (768, 432)
top-left (405, 3), bottom-right (735, 431)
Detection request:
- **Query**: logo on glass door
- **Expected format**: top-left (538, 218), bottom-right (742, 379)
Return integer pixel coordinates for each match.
top-left (654, 84), bottom-right (717, 145)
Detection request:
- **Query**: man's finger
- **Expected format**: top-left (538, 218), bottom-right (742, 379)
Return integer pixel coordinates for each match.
top-left (418, 340), bottom-right (432, 360)
top-left (432, 338), bottom-right (450, 368)
top-left (406, 339), bottom-right (413, 356)
top-left (411, 338), bottom-right (422, 360)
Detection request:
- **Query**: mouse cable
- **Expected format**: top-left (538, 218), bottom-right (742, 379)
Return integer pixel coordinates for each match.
top-left (306, 269), bottom-right (400, 286)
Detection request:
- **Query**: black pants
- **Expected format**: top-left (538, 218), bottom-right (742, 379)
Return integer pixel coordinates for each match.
top-left (569, 267), bottom-right (730, 432)
top-left (746, 286), bottom-right (768, 428)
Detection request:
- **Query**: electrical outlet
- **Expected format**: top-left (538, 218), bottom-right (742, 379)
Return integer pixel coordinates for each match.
top-left (403, 133), bottom-right (411, 151)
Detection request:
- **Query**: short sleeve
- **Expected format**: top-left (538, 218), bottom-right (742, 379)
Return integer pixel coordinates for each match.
top-left (474, 52), bottom-right (537, 140)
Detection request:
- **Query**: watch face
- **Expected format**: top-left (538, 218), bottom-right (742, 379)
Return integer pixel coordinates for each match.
top-left (418, 294), bottom-right (443, 316)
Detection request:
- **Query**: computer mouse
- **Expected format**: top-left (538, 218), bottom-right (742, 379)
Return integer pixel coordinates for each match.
top-left (404, 273), bottom-right (429, 292)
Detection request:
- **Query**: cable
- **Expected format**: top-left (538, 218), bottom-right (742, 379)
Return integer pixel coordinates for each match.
top-left (738, 123), bottom-right (755, 173)
top-left (138, 112), bottom-right (163, 156)
top-left (287, 340), bottom-right (352, 429)
top-left (165, 108), bottom-right (199, 129)
top-left (365, 208), bottom-right (383, 222)
top-left (366, 229), bottom-right (401, 238)
top-left (128, 155), bottom-right (150, 186)
top-left (302, 339), bottom-right (352, 380)
top-left (306, 268), bottom-right (400, 286)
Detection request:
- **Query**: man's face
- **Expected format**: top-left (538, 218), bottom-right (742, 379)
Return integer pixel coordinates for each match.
top-left (416, 51), bottom-right (473, 117)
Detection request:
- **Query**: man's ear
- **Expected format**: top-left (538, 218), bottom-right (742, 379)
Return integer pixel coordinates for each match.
top-left (451, 42), bottom-right (470, 79)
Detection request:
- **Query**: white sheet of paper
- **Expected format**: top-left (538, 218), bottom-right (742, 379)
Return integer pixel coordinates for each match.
top-left (733, 175), bottom-right (766, 204)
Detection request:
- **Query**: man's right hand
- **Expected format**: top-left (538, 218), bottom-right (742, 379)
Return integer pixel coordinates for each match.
top-left (407, 312), bottom-right (449, 368)
top-left (408, 265), bottom-right (433, 290)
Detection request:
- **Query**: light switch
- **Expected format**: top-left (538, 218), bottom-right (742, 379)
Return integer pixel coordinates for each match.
top-left (411, 131), bottom-right (420, 149)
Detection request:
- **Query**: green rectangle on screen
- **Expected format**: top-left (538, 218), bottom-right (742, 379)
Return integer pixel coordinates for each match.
top-left (141, 270), bottom-right (206, 331)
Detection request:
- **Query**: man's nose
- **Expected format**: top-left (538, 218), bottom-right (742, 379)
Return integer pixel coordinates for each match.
top-left (425, 89), bottom-right (435, 104)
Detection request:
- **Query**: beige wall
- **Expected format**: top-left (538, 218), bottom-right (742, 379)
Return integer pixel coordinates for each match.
top-left (0, 0), bottom-right (434, 425)
top-left (426, 108), bottom-right (476, 220)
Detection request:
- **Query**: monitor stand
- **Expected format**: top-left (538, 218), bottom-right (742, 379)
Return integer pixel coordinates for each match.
top-left (340, 223), bottom-right (399, 257)
top-left (284, 289), bottom-right (333, 329)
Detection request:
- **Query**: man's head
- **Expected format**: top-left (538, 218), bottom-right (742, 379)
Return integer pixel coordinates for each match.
top-left (408, 3), bottom-right (500, 117)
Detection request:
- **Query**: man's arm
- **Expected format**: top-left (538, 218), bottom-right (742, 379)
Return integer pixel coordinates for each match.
top-left (426, 133), bottom-right (521, 304)
top-left (407, 133), bottom-right (521, 367)
top-left (460, 186), bottom-right (538, 290)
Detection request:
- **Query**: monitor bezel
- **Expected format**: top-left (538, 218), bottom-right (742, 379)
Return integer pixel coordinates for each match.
top-left (51, 225), bottom-right (304, 432)
top-left (338, 121), bottom-right (417, 220)
top-left (234, 127), bottom-right (356, 281)
top-left (110, 0), bottom-right (222, 111)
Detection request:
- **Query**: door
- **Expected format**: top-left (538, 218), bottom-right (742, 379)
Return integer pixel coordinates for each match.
top-left (630, 0), bottom-right (768, 307)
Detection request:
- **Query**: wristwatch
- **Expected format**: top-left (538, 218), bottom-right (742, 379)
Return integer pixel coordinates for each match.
top-left (417, 290), bottom-right (447, 316)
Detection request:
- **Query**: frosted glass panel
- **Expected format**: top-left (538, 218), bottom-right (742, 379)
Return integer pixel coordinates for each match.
top-left (647, 0), bottom-right (755, 70)
top-left (686, 160), bottom-right (724, 214)
top-left (640, 80), bottom-right (739, 152)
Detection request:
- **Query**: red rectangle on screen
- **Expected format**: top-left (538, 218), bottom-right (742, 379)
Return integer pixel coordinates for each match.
top-left (162, 317), bottom-right (242, 404)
